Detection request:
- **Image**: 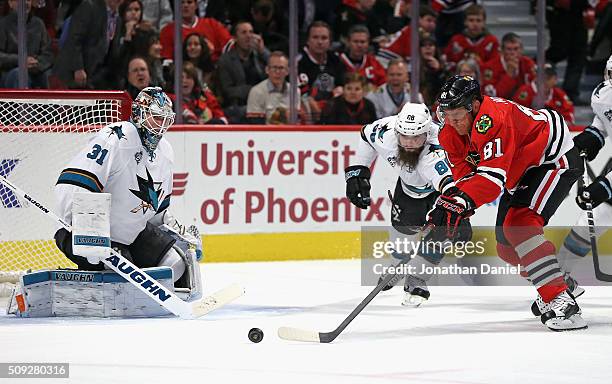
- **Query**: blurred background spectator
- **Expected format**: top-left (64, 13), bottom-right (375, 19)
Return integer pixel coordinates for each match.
top-left (339, 24), bottom-right (386, 89)
top-left (419, 34), bottom-right (449, 106)
top-left (513, 63), bottom-right (575, 125)
top-left (481, 32), bottom-right (536, 99)
top-left (181, 61), bottom-right (227, 124)
top-left (141, 0), bottom-right (173, 32)
top-left (367, 59), bottom-right (422, 118)
top-left (183, 32), bottom-right (214, 86)
top-left (0, 0), bottom-right (52, 88)
top-left (432, 0), bottom-right (478, 47)
top-left (298, 20), bottom-right (345, 122)
top-left (216, 20), bottom-right (268, 123)
top-left (124, 55), bottom-right (151, 99)
top-left (320, 72), bottom-right (376, 124)
top-left (246, 50), bottom-right (299, 124)
top-left (443, 3), bottom-right (499, 71)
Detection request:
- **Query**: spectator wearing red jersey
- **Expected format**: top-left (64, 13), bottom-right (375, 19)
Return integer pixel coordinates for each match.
top-left (320, 72), bottom-right (377, 125)
top-left (377, 5), bottom-right (437, 66)
top-left (335, 0), bottom-right (380, 41)
top-left (181, 61), bottom-right (227, 125)
top-left (513, 64), bottom-right (575, 126)
top-left (431, 0), bottom-right (477, 47)
top-left (481, 32), bottom-right (536, 99)
top-left (339, 25), bottom-right (386, 89)
top-left (444, 4), bottom-right (499, 71)
top-left (159, 0), bottom-right (231, 63)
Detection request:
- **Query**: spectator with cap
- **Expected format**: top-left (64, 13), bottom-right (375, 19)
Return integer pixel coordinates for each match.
top-left (339, 24), bottom-right (386, 89)
top-left (513, 63), bottom-right (575, 125)
top-left (246, 51), bottom-right (300, 124)
top-left (481, 32), bottom-right (536, 99)
top-left (216, 20), bottom-right (268, 123)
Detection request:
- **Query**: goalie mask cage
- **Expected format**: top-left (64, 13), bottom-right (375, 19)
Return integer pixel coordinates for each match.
top-left (0, 90), bottom-right (132, 282)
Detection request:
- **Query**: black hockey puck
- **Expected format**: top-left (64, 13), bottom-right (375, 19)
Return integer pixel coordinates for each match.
top-left (248, 328), bottom-right (264, 343)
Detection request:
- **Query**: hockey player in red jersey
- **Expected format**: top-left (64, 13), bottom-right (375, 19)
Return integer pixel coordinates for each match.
top-left (431, 75), bottom-right (587, 331)
top-left (443, 4), bottom-right (500, 71)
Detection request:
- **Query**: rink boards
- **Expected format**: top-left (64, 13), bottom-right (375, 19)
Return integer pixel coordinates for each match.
top-left (1, 126), bottom-right (610, 266)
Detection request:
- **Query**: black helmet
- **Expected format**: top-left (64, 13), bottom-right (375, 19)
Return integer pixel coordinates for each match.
top-left (437, 75), bottom-right (482, 112)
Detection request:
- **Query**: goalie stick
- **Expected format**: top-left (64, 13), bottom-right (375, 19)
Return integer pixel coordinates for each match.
top-left (580, 157), bottom-right (612, 282)
top-left (0, 174), bottom-right (245, 318)
top-left (278, 249), bottom-right (415, 343)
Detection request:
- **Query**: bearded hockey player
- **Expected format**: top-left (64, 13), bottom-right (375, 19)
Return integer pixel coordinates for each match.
top-left (53, 87), bottom-right (202, 303)
top-left (345, 102), bottom-right (461, 307)
top-left (432, 75), bottom-right (586, 331)
top-left (554, 55), bottom-right (612, 288)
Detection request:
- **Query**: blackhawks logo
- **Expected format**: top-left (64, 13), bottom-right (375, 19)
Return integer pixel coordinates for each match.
top-left (476, 114), bottom-right (493, 134)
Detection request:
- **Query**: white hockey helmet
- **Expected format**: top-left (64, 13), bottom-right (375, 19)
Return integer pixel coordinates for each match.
top-left (394, 102), bottom-right (432, 137)
top-left (605, 54), bottom-right (612, 86)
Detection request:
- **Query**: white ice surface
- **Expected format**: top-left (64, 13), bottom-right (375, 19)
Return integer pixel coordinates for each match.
top-left (1, 259), bottom-right (612, 384)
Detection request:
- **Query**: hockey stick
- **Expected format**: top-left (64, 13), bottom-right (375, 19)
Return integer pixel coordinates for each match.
top-left (0, 174), bottom-right (245, 318)
top-left (278, 251), bottom-right (414, 343)
top-left (580, 157), bottom-right (612, 282)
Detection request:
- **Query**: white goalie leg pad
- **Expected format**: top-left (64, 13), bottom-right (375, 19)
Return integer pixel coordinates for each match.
top-left (72, 192), bottom-right (111, 265)
top-left (7, 268), bottom-right (175, 318)
top-left (160, 245), bottom-right (203, 301)
top-left (158, 247), bottom-right (186, 283)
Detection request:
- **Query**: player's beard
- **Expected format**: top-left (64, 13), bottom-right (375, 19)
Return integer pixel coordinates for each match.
top-left (397, 145), bottom-right (423, 170)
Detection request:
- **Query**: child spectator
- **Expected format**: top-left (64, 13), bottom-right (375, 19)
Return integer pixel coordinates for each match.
top-left (320, 72), bottom-right (377, 125)
top-left (339, 24), bottom-right (386, 88)
top-left (512, 63), bottom-right (575, 125)
top-left (181, 61), bottom-right (227, 125)
top-left (183, 32), bottom-right (215, 87)
top-left (0, 0), bottom-right (52, 88)
top-left (481, 32), bottom-right (536, 99)
top-left (443, 4), bottom-right (499, 71)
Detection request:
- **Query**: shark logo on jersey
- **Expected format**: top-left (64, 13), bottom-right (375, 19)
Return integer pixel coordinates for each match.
top-left (108, 124), bottom-right (127, 140)
top-left (129, 167), bottom-right (170, 214)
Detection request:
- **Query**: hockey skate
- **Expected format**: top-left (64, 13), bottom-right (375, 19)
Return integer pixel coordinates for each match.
top-left (531, 274), bottom-right (585, 316)
top-left (402, 275), bottom-right (430, 307)
top-left (540, 290), bottom-right (587, 331)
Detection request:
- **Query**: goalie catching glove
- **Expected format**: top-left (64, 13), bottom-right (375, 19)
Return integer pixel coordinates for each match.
top-left (426, 187), bottom-right (475, 241)
top-left (576, 175), bottom-right (612, 210)
top-left (345, 165), bottom-right (371, 209)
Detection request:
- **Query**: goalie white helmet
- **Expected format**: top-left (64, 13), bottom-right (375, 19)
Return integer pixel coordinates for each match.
top-left (131, 87), bottom-right (175, 155)
top-left (605, 54), bottom-right (612, 86)
top-left (394, 103), bottom-right (433, 137)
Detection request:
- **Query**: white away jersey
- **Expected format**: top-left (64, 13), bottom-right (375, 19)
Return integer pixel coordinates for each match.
top-left (590, 81), bottom-right (612, 139)
top-left (353, 116), bottom-right (454, 198)
top-left (55, 121), bottom-right (174, 245)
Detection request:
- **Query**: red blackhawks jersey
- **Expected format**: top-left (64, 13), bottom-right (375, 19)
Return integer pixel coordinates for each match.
top-left (378, 26), bottom-right (413, 61)
top-left (512, 82), bottom-right (575, 125)
top-left (339, 53), bottom-right (387, 87)
top-left (439, 96), bottom-right (574, 208)
top-left (481, 55), bottom-right (536, 99)
top-left (444, 32), bottom-right (500, 69)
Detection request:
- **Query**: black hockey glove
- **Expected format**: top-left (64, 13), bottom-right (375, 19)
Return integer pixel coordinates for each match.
top-left (576, 176), bottom-right (612, 210)
top-left (426, 188), bottom-right (475, 241)
top-left (573, 126), bottom-right (605, 161)
top-left (345, 165), bottom-right (371, 209)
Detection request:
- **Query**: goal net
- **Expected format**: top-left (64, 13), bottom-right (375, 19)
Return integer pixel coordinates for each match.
top-left (0, 90), bottom-right (131, 287)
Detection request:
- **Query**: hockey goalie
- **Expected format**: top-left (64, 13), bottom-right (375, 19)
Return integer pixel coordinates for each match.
top-left (7, 87), bottom-right (203, 318)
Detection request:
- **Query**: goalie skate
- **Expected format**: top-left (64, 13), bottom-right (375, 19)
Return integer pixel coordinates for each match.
top-left (531, 275), bottom-right (585, 316)
top-left (540, 290), bottom-right (587, 331)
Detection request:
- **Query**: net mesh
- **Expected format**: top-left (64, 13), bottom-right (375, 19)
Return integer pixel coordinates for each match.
top-left (0, 91), bottom-right (131, 276)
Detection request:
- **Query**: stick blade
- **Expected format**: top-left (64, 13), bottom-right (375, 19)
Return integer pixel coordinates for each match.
top-left (277, 326), bottom-right (321, 342)
top-left (190, 283), bottom-right (245, 318)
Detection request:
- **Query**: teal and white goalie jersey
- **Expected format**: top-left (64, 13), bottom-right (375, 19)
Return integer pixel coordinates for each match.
top-left (354, 116), bottom-right (454, 198)
top-left (55, 121), bottom-right (174, 245)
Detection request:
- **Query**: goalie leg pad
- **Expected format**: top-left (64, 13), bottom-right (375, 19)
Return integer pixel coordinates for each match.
top-left (7, 268), bottom-right (175, 318)
top-left (129, 222), bottom-right (176, 268)
top-left (72, 192), bottom-right (112, 265)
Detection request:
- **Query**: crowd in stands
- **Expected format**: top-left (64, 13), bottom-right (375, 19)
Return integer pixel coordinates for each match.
top-left (0, 0), bottom-right (609, 126)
